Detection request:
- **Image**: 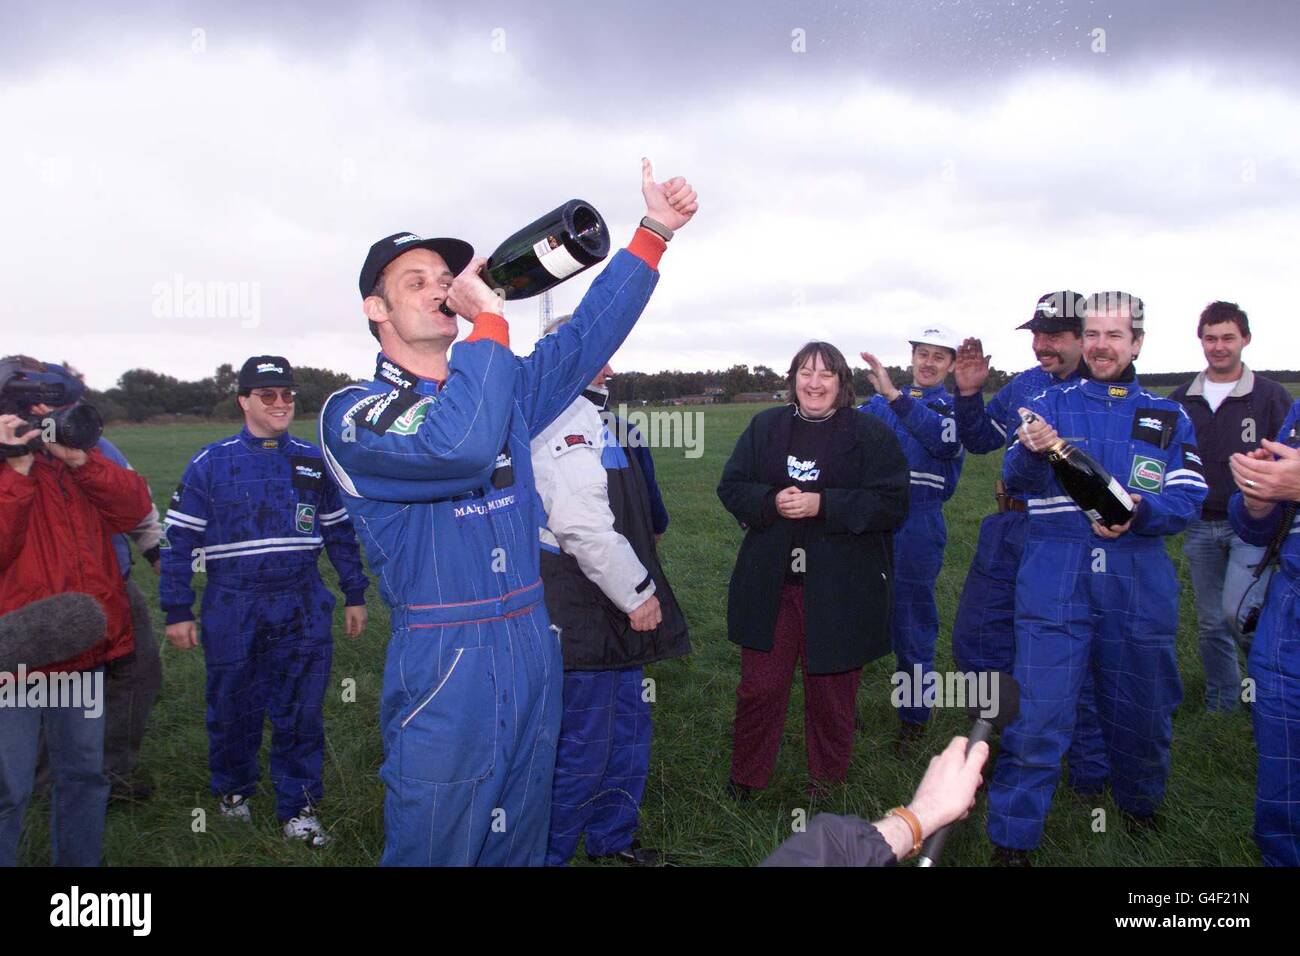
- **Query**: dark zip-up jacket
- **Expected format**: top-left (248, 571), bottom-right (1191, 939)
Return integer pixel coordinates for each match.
top-left (1169, 367), bottom-right (1291, 520)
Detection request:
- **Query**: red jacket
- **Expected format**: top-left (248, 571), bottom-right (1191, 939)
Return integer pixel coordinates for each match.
top-left (0, 449), bottom-right (153, 672)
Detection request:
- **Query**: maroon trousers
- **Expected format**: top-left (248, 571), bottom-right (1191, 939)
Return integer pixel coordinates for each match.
top-left (730, 585), bottom-right (861, 788)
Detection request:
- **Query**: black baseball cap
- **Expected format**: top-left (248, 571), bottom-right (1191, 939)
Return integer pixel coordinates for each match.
top-left (238, 356), bottom-right (295, 389)
top-left (1018, 290), bottom-right (1085, 333)
top-left (359, 232), bottom-right (475, 299)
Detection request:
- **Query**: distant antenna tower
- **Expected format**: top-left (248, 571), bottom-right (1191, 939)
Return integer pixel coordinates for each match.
top-left (539, 290), bottom-right (554, 337)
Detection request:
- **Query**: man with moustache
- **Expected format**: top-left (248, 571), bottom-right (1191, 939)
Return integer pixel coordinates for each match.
top-left (1169, 301), bottom-right (1291, 713)
top-left (950, 293), bottom-right (1109, 795)
top-left (859, 325), bottom-right (964, 749)
top-left (986, 292), bottom-right (1208, 864)
top-left (319, 159), bottom-right (697, 866)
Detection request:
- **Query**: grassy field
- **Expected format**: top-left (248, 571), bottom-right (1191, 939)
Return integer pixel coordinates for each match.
top-left (16, 402), bottom-right (1262, 866)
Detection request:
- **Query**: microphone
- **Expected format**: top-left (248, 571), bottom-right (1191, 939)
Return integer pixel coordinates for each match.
top-left (0, 593), bottom-right (107, 672)
top-left (916, 671), bottom-right (1021, 867)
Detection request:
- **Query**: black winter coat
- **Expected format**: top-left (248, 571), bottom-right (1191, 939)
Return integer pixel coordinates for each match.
top-left (717, 405), bottom-right (909, 674)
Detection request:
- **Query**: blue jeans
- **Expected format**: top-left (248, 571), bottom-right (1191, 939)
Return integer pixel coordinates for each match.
top-left (1183, 519), bottom-right (1272, 712)
top-left (0, 668), bottom-right (108, 866)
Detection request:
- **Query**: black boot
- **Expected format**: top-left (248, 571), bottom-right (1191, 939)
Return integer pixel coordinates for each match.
top-left (725, 778), bottom-right (756, 802)
top-left (1121, 809), bottom-right (1160, 837)
top-left (991, 845), bottom-right (1033, 867)
top-left (588, 840), bottom-right (675, 866)
top-left (892, 720), bottom-right (927, 758)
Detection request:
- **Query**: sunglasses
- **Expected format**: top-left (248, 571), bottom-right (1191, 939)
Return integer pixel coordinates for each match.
top-left (252, 389), bottom-right (297, 406)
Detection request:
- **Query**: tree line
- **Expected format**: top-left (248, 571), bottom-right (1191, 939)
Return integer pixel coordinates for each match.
top-left (70, 362), bottom-right (1300, 423)
top-left (79, 364), bottom-right (355, 423)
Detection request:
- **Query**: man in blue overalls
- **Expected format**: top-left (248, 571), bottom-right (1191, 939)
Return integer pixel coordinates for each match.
top-left (161, 356), bottom-right (370, 846)
top-left (1229, 401), bottom-right (1300, 865)
top-left (859, 325), bottom-right (963, 749)
top-left (987, 291), bottom-right (1208, 864)
top-left (320, 160), bottom-right (698, 866)
top-left (951, 292), bottom-right (1110, 796)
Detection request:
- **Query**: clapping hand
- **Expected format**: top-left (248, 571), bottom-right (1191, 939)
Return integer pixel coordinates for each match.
top-left (955, 338), bottom-right (992, 397)
top-left (860, 351), bottom-right (899, 402)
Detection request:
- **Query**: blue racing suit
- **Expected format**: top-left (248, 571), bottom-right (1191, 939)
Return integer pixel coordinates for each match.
top-left (860, 384), bottom-right (963, 725)
top-left (319, 239), bottom-right (662, 866)
top-left (954, 363), bottom-right (1110, 789)
top-left (1229, 400), bottom-right (1300, 866)
top-left (987, 375), bottom-right (1208, 850)
top-left (160, 428), bottom-right (368, 821)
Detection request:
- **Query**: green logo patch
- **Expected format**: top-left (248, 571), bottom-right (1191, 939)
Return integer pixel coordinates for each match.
top-left (1128, 455), bottom-right (1165, 492)
top-left (388, 397), bottom-right (433, 435)
top-left (295, 503), bottom-right (316, 533)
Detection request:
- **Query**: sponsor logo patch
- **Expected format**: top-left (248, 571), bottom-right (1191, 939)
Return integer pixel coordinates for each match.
top-left (378, 360), bottom-right (416, 390)
top-left (295, 503), bottom-right (316, 533)
top-left (1128, 455), bottom-right (1165, 492)
top-left (909, 387), bottom-right (923, 398)
top-left (261, 439), bottom-right (278, 448)
top-left (1108, 385), bottom-right (1129, 399)
top-left (563, 433), bottom-right (590, 447)
top-left (387, 397), bottom-right (432, 435)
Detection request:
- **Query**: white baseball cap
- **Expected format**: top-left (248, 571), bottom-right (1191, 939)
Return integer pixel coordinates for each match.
top-left (908, 323), bottom-right (960, 354)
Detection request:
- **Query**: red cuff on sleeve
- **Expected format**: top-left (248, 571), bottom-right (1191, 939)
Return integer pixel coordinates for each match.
top-left (465, 313), bottom-right (510, 349)
top-left (627, 228), bottom-right (666, 270)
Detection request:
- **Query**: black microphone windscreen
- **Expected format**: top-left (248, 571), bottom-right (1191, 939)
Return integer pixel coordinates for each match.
top-left (0, 593), bottom-right (107, 672)
top-left (965, 671), bottom-right (1021, 732)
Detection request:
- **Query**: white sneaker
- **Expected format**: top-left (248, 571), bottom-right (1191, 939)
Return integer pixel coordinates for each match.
top-left (282, 808), bottom-right (331, 847)
top-left (218, 794), bottom-right (252, 823)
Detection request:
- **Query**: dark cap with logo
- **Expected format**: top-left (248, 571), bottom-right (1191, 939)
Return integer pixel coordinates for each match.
top-left (1018, 290), bottom-right (1086, 334)
top-left (358, 232), bottom-right (475, 299)
top-left (238, 356), bottom-right (295, 389)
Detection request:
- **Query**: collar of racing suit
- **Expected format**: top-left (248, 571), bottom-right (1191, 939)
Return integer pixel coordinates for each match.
top-left (374, 352), bottom-right (443, 396)
top-left (239, 426), bottom-right (288, 450)
top-left (905, 382), bottom-right (950, 400)
top-left (1080, 360), bottom-right (1137, 386)
top-left (1078, 370), bottom-right (1142, 401)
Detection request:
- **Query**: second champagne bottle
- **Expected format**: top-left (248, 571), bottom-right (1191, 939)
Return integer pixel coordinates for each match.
top-left (1019, 410), bottom-right (1136, 527)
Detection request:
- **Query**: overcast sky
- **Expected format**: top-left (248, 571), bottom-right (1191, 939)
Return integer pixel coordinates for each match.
top-left (4, 0), bottom-right (1299, 389)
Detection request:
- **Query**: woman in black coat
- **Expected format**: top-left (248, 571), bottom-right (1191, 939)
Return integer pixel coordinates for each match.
top-left (718, 341), bottom-right (909, 796)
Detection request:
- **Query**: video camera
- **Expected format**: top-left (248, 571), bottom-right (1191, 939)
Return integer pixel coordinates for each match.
top-left (0, 356), bottom-right (103, 456)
